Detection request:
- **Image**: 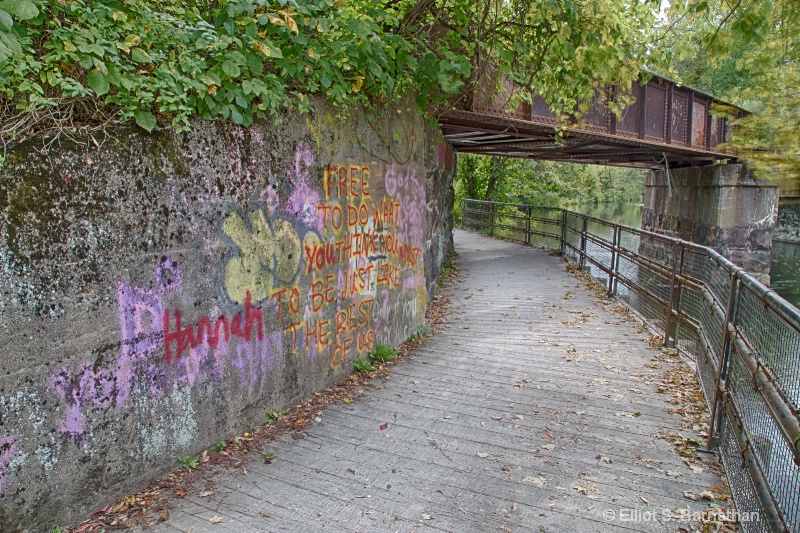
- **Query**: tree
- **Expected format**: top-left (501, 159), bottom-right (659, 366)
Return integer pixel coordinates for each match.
top-left (393, 0), bottom-right (664, 116)
top-left (664, 0), bottom-right (800, 186)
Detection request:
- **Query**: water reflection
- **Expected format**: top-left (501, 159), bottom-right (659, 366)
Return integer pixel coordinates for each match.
top-left (569, 203), bottom-right (800, 307)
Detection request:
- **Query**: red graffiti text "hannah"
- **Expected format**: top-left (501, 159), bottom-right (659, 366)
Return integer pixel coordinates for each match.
top-left (163, 291), bottom-right (264, 364)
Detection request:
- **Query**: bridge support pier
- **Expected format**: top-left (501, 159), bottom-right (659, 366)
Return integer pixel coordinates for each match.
top-left (642, 164), bottom-right (778, 283)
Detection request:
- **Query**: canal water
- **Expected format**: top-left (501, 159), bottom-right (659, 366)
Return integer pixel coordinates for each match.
top-left (569, 203), bottom-right (800, 308)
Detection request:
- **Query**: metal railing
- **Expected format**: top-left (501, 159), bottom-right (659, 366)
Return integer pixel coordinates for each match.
top-left (462, 199), bottom-right (800, 533)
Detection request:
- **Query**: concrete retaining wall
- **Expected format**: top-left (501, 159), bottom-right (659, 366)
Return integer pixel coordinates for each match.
top-left (0, 101), bottom-right (454, 530)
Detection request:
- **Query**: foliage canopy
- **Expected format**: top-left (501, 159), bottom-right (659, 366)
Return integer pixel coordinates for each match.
top-left (0, 0), bottom-right (663, 152)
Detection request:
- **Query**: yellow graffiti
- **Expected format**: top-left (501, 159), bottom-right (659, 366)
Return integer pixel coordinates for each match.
top-left (223, 209), bottom-right (301, 304)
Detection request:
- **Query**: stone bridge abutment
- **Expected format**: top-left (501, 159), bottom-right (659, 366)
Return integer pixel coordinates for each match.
top-left (642, 163), bottom-right (778, 283)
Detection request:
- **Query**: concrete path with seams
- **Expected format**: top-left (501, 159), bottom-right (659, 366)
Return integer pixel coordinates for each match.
top-left (139, 229), bottom-right (723, 532)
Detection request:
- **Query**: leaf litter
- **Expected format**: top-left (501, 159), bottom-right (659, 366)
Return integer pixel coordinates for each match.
top-left (560, 257), bottom-right (739, 532)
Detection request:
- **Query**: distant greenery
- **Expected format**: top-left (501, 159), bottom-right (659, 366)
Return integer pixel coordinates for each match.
top-left (454, 153), bottom-right (644, 216)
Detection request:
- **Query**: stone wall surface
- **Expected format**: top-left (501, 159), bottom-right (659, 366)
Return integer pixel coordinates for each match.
top-left (775, 204), bottom-right (800, 243)
top-left (642, 164), bottom-right (778, 281)
top-left (0, 101), bottom-right (454, 530)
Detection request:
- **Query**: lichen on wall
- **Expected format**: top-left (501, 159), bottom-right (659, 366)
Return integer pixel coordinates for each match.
top-left (0, 100), bottom-right (455, 531)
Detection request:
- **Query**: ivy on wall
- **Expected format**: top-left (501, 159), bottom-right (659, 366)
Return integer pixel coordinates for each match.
top-left (0, 0), bottom-right (663, 162)
top-left (0, 0), bottom-right (421, 148)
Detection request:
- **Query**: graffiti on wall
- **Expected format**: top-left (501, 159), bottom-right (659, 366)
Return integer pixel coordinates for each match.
top-left (0, 435), bottom-right (17, 494)
top-left (39, 143), bottom-right (428, 450)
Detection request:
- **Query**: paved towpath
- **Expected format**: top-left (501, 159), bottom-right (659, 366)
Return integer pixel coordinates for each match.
top-left (138, 229), bottom-right (723, 532)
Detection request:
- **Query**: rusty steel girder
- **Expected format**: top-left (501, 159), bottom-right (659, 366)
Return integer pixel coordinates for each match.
top-left (439, 73), bottom-right (745, 168)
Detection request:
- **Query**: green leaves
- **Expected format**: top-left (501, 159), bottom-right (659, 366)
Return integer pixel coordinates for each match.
top-left (0, 0), bottom-right (659, 146)
top-left (0, 9), bottom-right (12, 30)
top-left (87, 70), bottom-right (109, 96)
top-left (222, 60), bottom-right (241, 78)
top-left (664, 0), bottom-right (800, 185)
top-left (131, 47), bottom-right (152, 63)
top-left (1, 0), bottom-right (421, 144)
top-left (0, 0), bottom-right (38, 21)
top-left (134, 110), bottom-right (156, 132)
top-left (0, 24), bottom-right (22, 61)
top-left (0, 0), bottom-right (37, 63)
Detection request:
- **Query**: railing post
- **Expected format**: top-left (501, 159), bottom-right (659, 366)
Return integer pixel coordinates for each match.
top-left (560, 209), bottom-right (567, 256)
top-left (608, 225), bottom-right (619, 297)
top-left (664, 241), bottom-right (683, 347)
top-left (525, 205), bottom-right (532, 245)
top-left (460, 198), bottom-right (466, 228)
top-left (708, 273), bottom-right (740, 447)
top-left (613, 227), bottom-right (622, 295)
top-left (579, 215), bottom-right (588, 269)
top-left (489, 202), bottom-right (495, 236)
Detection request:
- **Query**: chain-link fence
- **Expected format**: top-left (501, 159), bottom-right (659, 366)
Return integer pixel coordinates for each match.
top-left (462, 198), bottom-right (800, 533)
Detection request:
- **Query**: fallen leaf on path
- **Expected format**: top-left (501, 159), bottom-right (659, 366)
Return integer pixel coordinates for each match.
top-left (476, 452), bottom-right (489, 458)
top-left (209, 515), bottom-right (223, 523)
top-left (573, 485), bottom-right (588, 495)
top-left (540, 444), bottom-right (555, 451)
top-left (523, 476), bottom-right (547, 488)
top-left (595, 454), bottom-right (612, 464)
top-left (199, 491), bottom-right (213, 497)
top-left (421, 513), bottom-right (433, 520)
top-left (639, 495), bottom-right (649, 505)
top-left (342, 398), bottom-right (354, 404)
top-left (379, 422), bottom-right (389, 430)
